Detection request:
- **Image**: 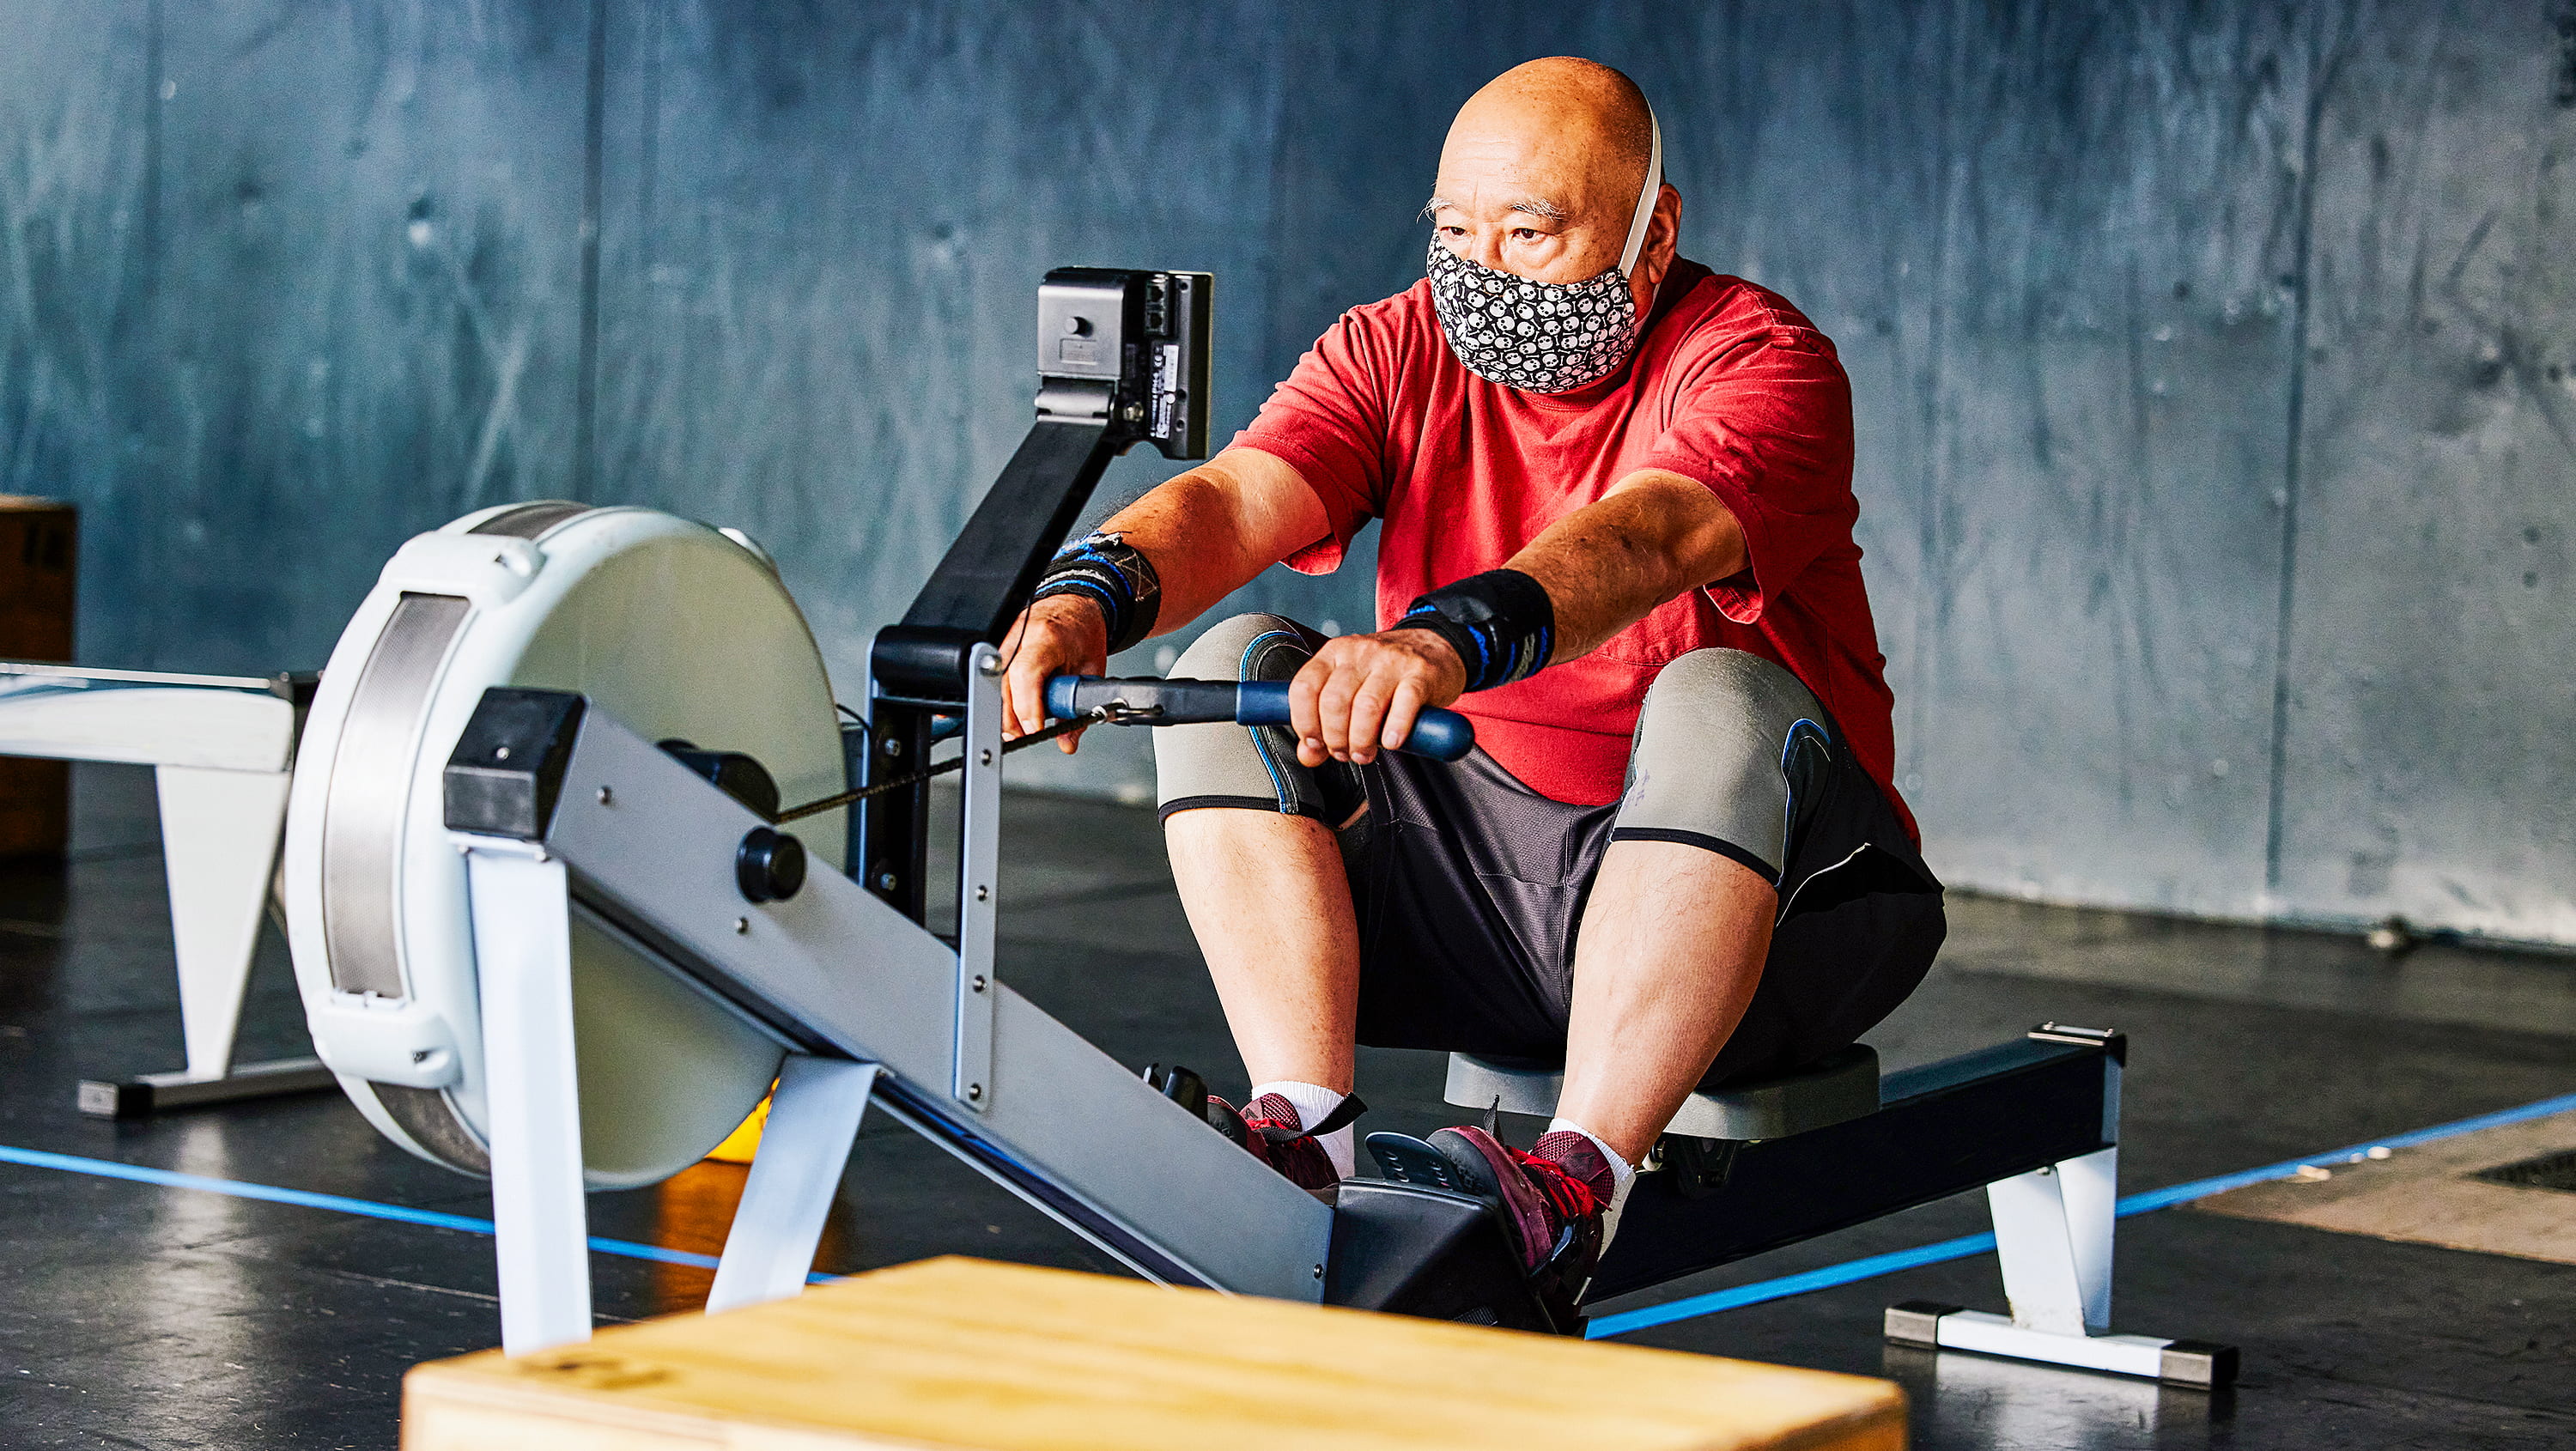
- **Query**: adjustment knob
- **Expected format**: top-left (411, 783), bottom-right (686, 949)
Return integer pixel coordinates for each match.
top-left (735, 826), bottom-right (807, 904)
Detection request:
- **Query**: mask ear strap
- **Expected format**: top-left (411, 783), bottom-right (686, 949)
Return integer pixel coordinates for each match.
top-left (1618, 106), bottom-right (1664, 277)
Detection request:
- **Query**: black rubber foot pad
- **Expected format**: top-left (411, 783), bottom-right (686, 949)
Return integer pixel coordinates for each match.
top-left (1366, 1132), bottom-right (1478, 1194)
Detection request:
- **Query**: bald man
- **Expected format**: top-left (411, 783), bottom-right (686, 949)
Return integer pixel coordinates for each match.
top-left (1002, 58), bottom-right (1943, 1292)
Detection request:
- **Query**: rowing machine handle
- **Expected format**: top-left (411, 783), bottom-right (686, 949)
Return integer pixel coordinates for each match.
top-left (1042, 676), bottom-right (1476, 762)
top-left (1233, 681), bottom-right (1476, 762)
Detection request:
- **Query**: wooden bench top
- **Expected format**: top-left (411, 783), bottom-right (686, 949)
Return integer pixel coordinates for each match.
top-left (403, 1256), bottom-right (1903, 1451)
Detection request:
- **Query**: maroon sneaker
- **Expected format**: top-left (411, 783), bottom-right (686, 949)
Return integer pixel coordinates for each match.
top-left (1206, 1092), bottom-right (1358, 1197)
top-left (1367, 1126), bottom-right (1612, 1278)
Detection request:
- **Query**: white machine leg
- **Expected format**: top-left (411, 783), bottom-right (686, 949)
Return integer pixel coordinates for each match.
top-left (465, 842), bottom-right (594, 1356)
top-left (1890, 1144), bottom-right (2234, 1387)
top-left (1987, 1150), bottom-right (2106, 1337)
top-left (2055, 1145), bottom-right (2117, 1333)
top-left (154, 764), bottom-right (293, 1080)
top-left (705, 1055), bottom-right (880, 1314)
top-left (78, 764), bottom-right (332, 1115)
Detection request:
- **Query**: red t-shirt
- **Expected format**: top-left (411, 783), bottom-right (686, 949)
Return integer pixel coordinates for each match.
top-left (1235, 259), bottom-right (1916, 842)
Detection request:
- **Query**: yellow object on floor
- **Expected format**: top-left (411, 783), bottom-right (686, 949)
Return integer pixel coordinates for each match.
top-left (401, 1256), bottom-right (1905, 1451)
top-left (705, 1090), bottom-right (771, 1163)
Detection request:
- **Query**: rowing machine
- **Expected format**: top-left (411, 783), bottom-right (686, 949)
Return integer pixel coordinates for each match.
top-left (283, 265), bottom-right (2232, 1386)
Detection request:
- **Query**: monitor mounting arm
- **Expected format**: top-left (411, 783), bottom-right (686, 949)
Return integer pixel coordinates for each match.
top-left (861, 269), bottom-right (1212, 921)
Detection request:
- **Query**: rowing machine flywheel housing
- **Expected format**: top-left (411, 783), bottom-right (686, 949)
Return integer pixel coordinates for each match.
top-left (282, 503), bottom-right (845, 1188)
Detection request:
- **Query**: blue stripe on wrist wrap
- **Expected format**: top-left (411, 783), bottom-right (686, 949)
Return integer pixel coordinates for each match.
top-left (1032, 531), bottom-right (1162, 655)
top-left (1391, 568), bottom-right (1557, 693)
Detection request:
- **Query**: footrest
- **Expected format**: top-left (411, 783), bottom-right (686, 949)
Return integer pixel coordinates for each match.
top-left (1885, 1302), bottom-right (2239, 1388)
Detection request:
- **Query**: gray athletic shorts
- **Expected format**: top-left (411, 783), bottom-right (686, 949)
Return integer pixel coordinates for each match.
top-left (1154, 614), bottom-right (1946, 1085)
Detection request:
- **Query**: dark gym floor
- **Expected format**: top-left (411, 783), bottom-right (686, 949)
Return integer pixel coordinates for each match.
top-left (3, 766), bottom-right (2573, 1449)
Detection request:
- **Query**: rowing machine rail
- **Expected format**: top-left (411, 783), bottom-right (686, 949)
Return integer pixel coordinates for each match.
top-left (1570, 1028), bottom-right (2233, 1386)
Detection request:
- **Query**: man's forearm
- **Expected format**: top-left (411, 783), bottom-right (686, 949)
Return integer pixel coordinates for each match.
top-left (1085, 446), bottom-right (1332, 641)
top-left (1503, 469), bottom-right (1747, 663)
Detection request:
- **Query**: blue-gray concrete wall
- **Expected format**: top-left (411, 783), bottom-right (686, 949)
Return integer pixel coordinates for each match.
top-left (3, 2), bottom-right (2569, 945)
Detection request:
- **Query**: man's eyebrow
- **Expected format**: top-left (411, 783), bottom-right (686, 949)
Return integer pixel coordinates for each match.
top-left (1418, 195), bottom-right (1571, 222)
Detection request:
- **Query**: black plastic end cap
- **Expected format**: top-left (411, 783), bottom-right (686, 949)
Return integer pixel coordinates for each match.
top-left (76, 1078), bottom-right (149, 1120)
top-left (2159, 1339), bottom-right (2240, 1389)
top-left (871, 623), bottom-right (983, 701)
top-left (444, 689), bottom-right (586, 839)
top-left (736, 826), bottom-right (808, 904)
top-left (1882, 1300), bottom-right (1961, 1349)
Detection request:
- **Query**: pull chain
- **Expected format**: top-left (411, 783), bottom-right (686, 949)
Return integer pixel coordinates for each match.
top-left (771, 709), bottom-right (1105, 825)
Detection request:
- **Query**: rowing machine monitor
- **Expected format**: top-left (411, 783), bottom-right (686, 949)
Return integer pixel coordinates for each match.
top-left (1036, 268), bottom-right (1212, 461)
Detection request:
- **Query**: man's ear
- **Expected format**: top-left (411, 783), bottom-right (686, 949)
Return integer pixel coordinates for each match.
top-left (1633, 184), bottom-right (1683, 308)
top-left (1649, 184), bottom-right (1682, 269)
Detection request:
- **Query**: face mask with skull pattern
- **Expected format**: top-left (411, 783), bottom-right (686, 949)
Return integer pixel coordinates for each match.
top-left (1426, 108), bottom-right (1664, 395)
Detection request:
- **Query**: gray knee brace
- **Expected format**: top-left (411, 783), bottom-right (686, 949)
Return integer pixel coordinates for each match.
top-left (1154, 614), bottom-right (1334, 818)
top-left (1609, 648), bottom-right (1830, 885)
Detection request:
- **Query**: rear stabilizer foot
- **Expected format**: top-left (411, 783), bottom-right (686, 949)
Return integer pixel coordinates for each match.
top-left (1884, 1302), bottom-right (2238, 1389)
top-left (76, 1057), bottom-right (336, 1119)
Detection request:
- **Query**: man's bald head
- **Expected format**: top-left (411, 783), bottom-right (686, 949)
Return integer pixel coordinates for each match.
top-left (1427, 58), bottom-right (1677, 294)
top-left (1452, 58), bottom-right (1655, 203)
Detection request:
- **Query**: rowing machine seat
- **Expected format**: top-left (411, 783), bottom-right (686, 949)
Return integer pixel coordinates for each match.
top-left (1443, 1044), bottom-right (1881, 1143)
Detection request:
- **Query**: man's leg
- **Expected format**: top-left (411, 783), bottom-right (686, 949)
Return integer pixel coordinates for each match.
top-left (1164, 809), bottom-right (1358, 1093)
top-left (1554, 648), bottom-right (1821, 1164)
top-left (1389, 648), bottom-right (1826, 1266)
top-left (1155, 615), bottom-right (1365, 1184)
top-left (1552, 841), bottom-right (1772, 1166)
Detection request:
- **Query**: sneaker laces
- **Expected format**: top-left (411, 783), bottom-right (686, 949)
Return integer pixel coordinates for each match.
top-left (1227, 1092), bottom-right (1362, 1195)
top-left (1242, 1097), bottom-right (1307, 1144)
top-left (1244, 1091), bottom-right (1366, 1145)
top-left (1508, 1144), bottom-right (1605, 1229)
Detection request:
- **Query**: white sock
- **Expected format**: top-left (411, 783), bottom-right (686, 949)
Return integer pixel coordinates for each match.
top-left (1547, 1117), bottom-right (1637, 1248)
top-left (1254, 1079), bottom-right (1354, 1180)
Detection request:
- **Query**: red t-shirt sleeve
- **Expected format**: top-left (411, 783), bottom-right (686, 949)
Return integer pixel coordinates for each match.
top-left (1641, 324), bottom-right (1857, 623)
top-left (1231, 308), bottom-right (1400, 574)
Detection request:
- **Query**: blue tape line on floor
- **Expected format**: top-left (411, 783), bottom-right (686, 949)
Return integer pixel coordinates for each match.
top-left (0, 1144), bottom-right (722, 1272)
top-left (1586, 1087), bottom-right (2576, 1339)
top-left (13, 1087), bottom-right (2576, 1327)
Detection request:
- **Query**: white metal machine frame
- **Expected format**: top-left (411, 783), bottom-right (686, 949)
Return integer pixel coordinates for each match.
top-left (1452, 1043), bottom-right (2233, 1386)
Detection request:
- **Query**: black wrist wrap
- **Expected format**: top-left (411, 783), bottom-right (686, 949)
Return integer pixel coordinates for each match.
top-left (1032, 531), bottom-right (1162, 654)
top-left (1390, 568), bottom-right (1557, 693)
